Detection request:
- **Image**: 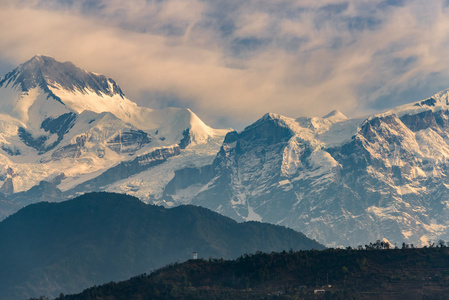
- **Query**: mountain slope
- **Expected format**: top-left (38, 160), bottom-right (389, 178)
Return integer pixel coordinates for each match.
top-left (159, 91), bottom-right (449, 247)
top-left (0, 192), bottom-right (323, 300)
top-left (0, 56), bottom-right (229, 218)
top-left (0, 55), bottom-right (227, 143)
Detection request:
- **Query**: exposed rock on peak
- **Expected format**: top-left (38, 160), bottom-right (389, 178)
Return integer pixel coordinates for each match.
top-left (0, 55), bottom-right (124, 98)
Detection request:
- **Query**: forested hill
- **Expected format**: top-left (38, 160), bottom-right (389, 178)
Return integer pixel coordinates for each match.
top-left (0, 192), bottom-right (322, 300)
top-left (56, 246), bottom-right (449, 300)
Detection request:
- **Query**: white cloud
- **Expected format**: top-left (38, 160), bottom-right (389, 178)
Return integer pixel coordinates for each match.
top-left (234, 12), bottom-right (273, 38)
top-left (1, 0), bottom-right (449, 128)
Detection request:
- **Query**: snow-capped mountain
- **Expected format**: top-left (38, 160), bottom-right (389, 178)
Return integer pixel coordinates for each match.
top-left (5, 55), bottom-right (449, 248)
top-left (0, 55), bottom-right (229, 215)
top-left (155, 92), bottom-right (449, 247)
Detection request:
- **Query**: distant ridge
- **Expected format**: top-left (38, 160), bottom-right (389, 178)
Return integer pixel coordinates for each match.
top-left (0, 192), bottom-right (323, 299)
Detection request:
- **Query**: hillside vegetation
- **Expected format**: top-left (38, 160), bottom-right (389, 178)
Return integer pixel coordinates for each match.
top-left (57, 246), bottom-right (449, 300)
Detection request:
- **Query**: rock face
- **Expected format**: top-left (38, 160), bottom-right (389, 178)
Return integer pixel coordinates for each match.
top-left (160, 94), bottom-right (449, 247)
top-left (0, 55), bottom-right (229, 219)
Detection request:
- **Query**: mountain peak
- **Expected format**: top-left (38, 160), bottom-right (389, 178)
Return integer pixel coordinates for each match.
top-left (245, 112), bottom-right (284, 129)
top-left (323, 109), bottom-right (347, 120)
top-left (0, 55), bottom-right (124, 99)
top-left (26, 54), bottom-right (58, 66)
top-left (262, 112), bottom-right (282, 120)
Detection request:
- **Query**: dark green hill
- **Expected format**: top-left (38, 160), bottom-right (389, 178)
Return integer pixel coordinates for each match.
top-left (0, 192), bottom-right (322, 299)
top-left (57, 247), bottom-right (449, 300)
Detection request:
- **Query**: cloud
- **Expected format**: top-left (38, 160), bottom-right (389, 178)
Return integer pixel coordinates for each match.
top-left (1, 0), bottom-right (449, 129)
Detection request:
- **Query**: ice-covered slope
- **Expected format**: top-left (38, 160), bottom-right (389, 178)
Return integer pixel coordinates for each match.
top-left (0, 56), bottom-right (229, 218)
top-left (0, 55), bottom-right (223, 145)
top-left (155, 91), bottom-right (449, 247)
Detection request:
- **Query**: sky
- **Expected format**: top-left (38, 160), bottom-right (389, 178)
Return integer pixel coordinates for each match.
top-left (1, 0), bottom-right (449, 130)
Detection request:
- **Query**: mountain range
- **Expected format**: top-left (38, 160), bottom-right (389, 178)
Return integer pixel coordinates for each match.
top-left (2, 55), bottom-right (449, 247)
top-left (0, 192), bottom-right (323, 300)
